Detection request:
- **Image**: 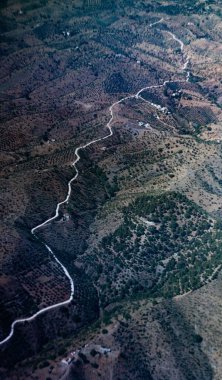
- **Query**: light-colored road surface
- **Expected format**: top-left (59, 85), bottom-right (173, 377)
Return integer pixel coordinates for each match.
top-left (149, 17), bottom-right (164, 27)
top-left (0, 21), bottom-right (190, 346)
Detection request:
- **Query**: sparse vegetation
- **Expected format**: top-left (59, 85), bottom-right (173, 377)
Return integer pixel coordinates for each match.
top-left (1, 0), bottom-right (222, 378)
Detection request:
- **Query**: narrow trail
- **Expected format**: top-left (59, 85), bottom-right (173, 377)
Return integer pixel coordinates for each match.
top-left (0, 20), bottom-right (190, 346)
top-left (149, 17), bottom-right (164, 27)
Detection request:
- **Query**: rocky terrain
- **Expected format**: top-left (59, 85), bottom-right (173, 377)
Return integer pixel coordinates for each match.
top-left (1, 0), bottom-right (222, 379)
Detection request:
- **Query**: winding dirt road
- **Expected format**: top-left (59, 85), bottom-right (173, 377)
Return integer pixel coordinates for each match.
top-left (0, 21), bottom-right (190, 346)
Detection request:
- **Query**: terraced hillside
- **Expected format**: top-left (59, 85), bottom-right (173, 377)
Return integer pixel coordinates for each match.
top-left (1, 0), bottom-right (222, 379)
